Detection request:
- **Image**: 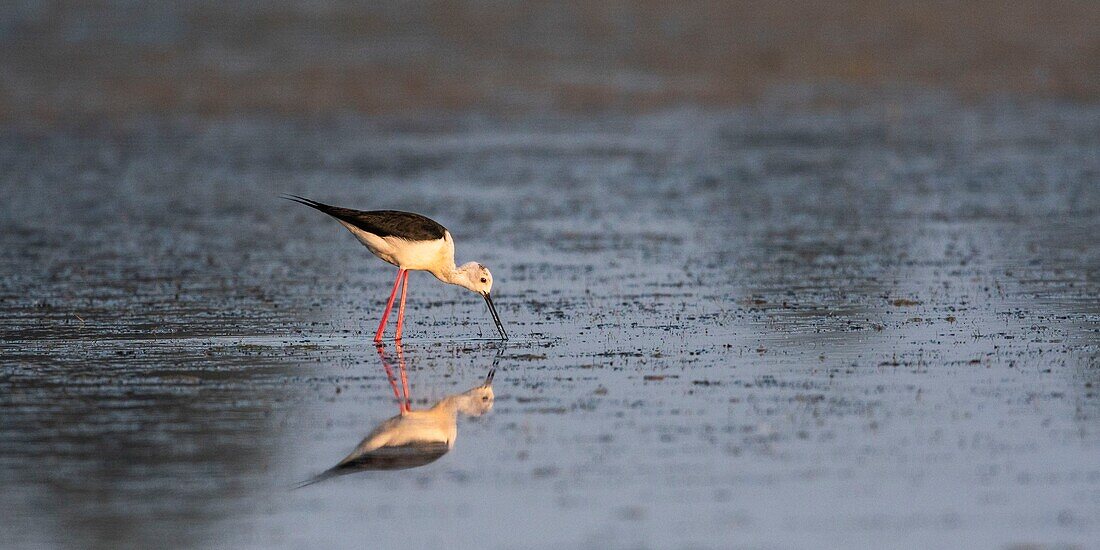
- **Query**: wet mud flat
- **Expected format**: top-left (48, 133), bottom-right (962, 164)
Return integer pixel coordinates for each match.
top-left (1, 96), bottom-right (1099, 548)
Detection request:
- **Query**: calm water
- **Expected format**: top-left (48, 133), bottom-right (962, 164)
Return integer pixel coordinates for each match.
top-left (2, 97), bottom-right (1099, 548)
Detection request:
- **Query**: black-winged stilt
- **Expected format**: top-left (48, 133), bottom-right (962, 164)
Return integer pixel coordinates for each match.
top-left (297, 343), bottom-right (495, 485)
top-left (284, 195), bottom-right (508, 341)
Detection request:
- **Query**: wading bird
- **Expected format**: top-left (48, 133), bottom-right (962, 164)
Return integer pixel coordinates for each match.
top-left (298, 344), bottom-right (495, 486)
top-left (284, 195), bottom-right (507, 341)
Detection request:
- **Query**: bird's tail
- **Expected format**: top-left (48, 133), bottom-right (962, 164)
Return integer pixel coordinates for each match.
top-left (292, 468), bottom-right (340, 490)
top-left (281, 193), bottom-right (330, 211)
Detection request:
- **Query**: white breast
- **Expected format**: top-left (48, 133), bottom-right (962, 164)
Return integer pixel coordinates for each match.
top-left (340, 222), bottom-right (454, 272)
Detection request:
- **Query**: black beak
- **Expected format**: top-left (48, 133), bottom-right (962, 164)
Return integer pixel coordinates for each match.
top-left (484, 368), bottom-right (496, 385)
top-left (483, 293), bottom-right (508, 341)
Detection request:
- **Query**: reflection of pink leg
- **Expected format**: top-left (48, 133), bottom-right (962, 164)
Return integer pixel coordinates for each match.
top-left (395, 271), bottom-right (410, 341)
top-left (374, 269), bottom-right (405, 342)
top-left (396, 342), bottom-right (411, 412)
top-left (375, 344), bottom-right (405, 414)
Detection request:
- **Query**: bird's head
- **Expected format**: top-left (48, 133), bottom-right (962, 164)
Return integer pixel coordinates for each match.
top-left (455, 261), bottom-right (494, 295)
top-left (453, 262), bottom-right (508, 340)
top-left (455, 369), bottom-right (496, 417)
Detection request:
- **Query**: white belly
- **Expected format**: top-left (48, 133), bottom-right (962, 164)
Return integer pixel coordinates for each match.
top-left (341, 222), bottom-right (452, 271)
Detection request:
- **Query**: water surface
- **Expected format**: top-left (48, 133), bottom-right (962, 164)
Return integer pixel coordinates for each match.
top-left (2, 98), bottom-right (1099, 548)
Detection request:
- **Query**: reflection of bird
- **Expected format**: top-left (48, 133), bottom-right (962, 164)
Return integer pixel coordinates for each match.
top-left (297, 347), bottom-right (496, 487)
top-left (283, 195), bottom-right (508, 341)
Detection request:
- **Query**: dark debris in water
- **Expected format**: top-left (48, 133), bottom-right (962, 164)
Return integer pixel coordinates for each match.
top-left (2, 100), bottom-right (1100, 547)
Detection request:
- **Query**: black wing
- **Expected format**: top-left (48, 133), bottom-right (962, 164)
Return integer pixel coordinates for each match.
top-left (294, 442), bottom-right (450, 488)
top-left (335, 441), bottom-right (450, 471)
top-left (283, 195), bottom-right (447, 241)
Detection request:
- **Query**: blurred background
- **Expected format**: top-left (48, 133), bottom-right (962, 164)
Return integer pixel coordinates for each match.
top-left (3, 0), bottom-right (1099, 122)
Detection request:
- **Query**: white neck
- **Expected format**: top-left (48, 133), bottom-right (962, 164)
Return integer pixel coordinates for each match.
top-left (432, 394), bottom-right (469, 417)
top-left (434, 262), bottom-right (475, 290)
top-left (433, 262), bottom-right (456, 283)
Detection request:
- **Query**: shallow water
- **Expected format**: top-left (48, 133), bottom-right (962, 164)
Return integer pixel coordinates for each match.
top-left (2, 97), bottom-right (1099, 548)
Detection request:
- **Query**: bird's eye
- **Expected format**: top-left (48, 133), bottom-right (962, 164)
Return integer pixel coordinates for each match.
top-left (482, 396), bottom-right (489, 401)
top-left (480, 278), bottom-right (487, 283)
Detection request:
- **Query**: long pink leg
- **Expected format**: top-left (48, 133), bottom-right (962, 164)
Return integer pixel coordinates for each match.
top-left (375, 344), bottom-right (405, 413)
top-left (395, 341), bottom-right (411, 412)
top-left (395, 271), bottom-right (410, 341)
top-left (374, 268), bottom-right (405, 343)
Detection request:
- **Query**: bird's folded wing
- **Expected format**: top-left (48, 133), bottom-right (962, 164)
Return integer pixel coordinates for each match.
top-left (335, 441), bottom-right (451, 471)
top-left (283, 195), bottom-right (446, 241)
